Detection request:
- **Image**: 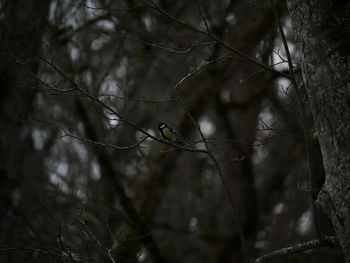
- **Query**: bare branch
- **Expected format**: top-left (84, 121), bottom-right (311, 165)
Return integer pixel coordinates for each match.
top-left (255, 236), bottom-right (339, 263)
top-left (172, 64), bottom-right (252, 263)
top-left (142, 0), bottom-right (291, 79)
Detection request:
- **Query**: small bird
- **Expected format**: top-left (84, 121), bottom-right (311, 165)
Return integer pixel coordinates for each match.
top-left (158, 122), bottom-right (187, 145)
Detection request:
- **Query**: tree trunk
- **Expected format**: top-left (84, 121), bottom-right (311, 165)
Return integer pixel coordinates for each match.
top-left (0, 0), bottom-right (50, 245)
top-left (287, 0), bottom-right (350, 261)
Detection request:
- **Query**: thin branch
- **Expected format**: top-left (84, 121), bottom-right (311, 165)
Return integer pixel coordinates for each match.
top-left (55, 13), bottom-right (114, 42)
top-left (107, 245), bottom-right (117, 263)
top-left (142, 0), bottom-right (291, 80)
top-left (98, 94), bottom-right (177, 103)
top-left (172, 67), bottom-right (252, 262)
top-left (196, 0), bottom-right (211, 34)
top-left (62, 130), bottom-right (149, 150)
top-left (78, 216), bottom-right (109, 260)
top-left (37, 51), bottom-right (242, 156)
top-left (57, 221), bottom-right (76, 263)
top-left (116, 30), bottom-right (216, 54)
top-left (271, 1), bottom-right (323, 239)
top-left (255, 236), bottom-right (339, 263)
top-left (0, 245), bottom-right (81, 262)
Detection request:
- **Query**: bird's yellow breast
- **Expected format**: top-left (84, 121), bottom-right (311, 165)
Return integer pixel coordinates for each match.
top-left (162, 127), bottom-right (177, 141)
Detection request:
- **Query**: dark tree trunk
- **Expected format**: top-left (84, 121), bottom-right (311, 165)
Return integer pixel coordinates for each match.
top-left (287, 0), bottom-right (350, 261)
top-left (0, 0), bottom-right (50, 245)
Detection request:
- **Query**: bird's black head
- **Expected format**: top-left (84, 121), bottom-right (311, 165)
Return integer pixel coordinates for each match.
top-left (158, 122), bottom-right (167, 129)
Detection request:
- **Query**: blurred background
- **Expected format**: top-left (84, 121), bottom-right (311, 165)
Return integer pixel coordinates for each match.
top-left (0, 0), bottom-right (343, 262)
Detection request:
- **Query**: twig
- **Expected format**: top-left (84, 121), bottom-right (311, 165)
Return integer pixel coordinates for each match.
top-left (116, 30), bottom-right (216, 54)
top-left (78, 216), bottom-right (113, 261)
top-left (98, 94), bottom-right (177, 103)
top-left (0, 245), bottom-right (81, 262)
top-left (196, 0), bottom-right (211, 34)
top-left (255, 236), bottom-right (339, 263)
top-left (62, 130), bottom-right (149, 150)
top-left (142, 0), bottom-right (291, 80)
top-left (173, 65), bottom-right (252, 262)
top-left (57, 221), bottom-right (76, 263)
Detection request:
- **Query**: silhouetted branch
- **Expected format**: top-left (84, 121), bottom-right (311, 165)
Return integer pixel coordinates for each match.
top-left (255, 236), bottom-right (339, 263)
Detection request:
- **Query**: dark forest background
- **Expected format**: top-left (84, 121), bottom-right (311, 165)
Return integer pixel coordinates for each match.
top-left (0, 0), bottom-right (347, 262)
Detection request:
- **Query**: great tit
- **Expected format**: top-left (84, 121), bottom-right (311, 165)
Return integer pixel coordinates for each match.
top-left (158, 122), bottom-right (187, 145)
top-left (158, 122), bottom-right (178, 141)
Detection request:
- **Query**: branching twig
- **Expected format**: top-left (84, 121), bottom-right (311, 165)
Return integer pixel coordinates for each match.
top-left (142, 0), bottom-right (291, 80)
top-left (57, 221), bottom-right (76, 263)
top-left (172, 63), bottom-right (252, 262)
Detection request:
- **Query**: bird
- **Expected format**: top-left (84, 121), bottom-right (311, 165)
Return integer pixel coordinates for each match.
top-left (158, 122), bottom-right (187, 145)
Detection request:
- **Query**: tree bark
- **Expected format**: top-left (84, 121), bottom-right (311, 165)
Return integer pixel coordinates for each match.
top-left (287, 0), bottom-right (350, 261)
